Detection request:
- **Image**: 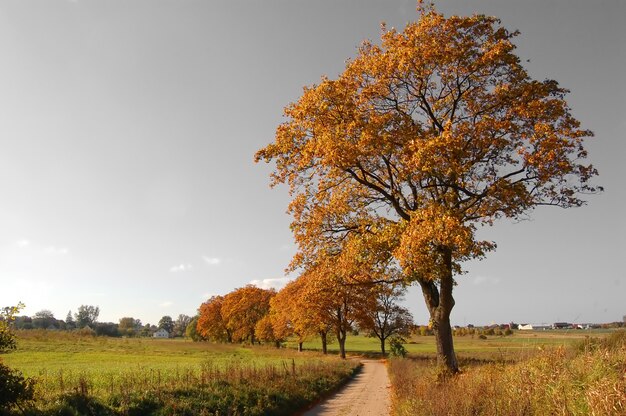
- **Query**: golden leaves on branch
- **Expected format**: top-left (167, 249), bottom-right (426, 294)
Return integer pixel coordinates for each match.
top-left (256, 5), bottom-right (600, 289)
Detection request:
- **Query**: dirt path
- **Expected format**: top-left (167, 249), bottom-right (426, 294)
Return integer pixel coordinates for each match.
top-left (302, 359), bottom-right (391, 416)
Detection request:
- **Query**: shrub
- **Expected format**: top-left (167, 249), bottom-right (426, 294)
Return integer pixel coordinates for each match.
top-left (0, 362), bottom-right (35, 410)
top-left (0, 303), bottom-right (36, 412)
top-left (389, 337), bottom-right (407, 358)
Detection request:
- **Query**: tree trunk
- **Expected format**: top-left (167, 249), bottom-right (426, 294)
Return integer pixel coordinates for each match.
top-left (320, 331), bottom-right (328, 354)
top-left (337, 329), bottom-right (347, 359)
top-left (417, 248), bottom-right (459, 374)
top-left (380, 338), bottom-right (386, 356)
top-left (298, 341), bottom-right (303, 352)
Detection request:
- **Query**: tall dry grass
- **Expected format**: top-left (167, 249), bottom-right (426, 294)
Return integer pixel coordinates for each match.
top-left (3, 359), bottom-right (358, 415)
top-left (390, 330), bottom-right (626, 416)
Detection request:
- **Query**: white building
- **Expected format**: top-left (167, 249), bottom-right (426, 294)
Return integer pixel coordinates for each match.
top-left (153, 328), bottom-right (169, 338)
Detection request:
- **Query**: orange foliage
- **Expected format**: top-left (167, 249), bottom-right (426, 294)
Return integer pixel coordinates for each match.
top-left (197, 295), bottom-right (230, 343)
top-left (256, 5), bottom-right (600, 372)
top-left (221, 285), bottom-right (275, 344)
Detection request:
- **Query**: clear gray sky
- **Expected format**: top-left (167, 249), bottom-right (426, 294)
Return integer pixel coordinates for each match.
top-left (0, 0), bottom-right (623, 326)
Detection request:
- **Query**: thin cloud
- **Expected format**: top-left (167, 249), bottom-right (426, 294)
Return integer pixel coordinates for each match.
top-left (44, 246), bottom-right (69, 255)
top-left (16, 239), bottom-right (30, 247)
top-left (202, 256), bottom-right (221, 265)
top-left (159, 301), bottom-right (173, 307)
top-left (249, 277), bottom-right (291, 290)
top-left (473, 275), bottom-right (501, 286)
top-left (170, 264), bottom-right (193, 273)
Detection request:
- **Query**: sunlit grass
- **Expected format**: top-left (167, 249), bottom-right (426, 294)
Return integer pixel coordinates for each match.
top-left (389, 330), bottom-right (626, 416)
top-left (294, 329), bottom-right (603, 359)
top-left (3, 330), bottom-right (359, 415)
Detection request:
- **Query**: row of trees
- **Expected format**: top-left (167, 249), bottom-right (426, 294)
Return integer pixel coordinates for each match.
top-left (197, 279), bottom-right (413, 357)
top-left (12, 306), bottom-right (192, 338)
top-left (13, 305), bottom-right (100, 331)
top-left (255, 5), bottom-right (600, 373)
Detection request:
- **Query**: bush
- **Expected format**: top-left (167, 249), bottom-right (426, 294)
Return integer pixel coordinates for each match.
top-left (0, 362), bottom-right (35, 410)
top-left (389, 337), bottom-right (407, 358)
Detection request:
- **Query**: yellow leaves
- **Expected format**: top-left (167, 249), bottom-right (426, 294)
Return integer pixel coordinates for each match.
top-left (256, 4), bottom-right (599, 295)
top-left (394, 205), bottom-right (495, 279)
top-left (201, 285), bottom-right (276, 343)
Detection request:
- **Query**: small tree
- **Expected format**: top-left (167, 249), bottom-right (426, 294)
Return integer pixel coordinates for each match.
top-left (185, 316), bottom-right (205, 341)
top-left (32, 309), bottom-right (57, 329)
top-left (119, 317), bottom-right (139, 337)
top-left (65, 310), bottom-right (75, 330)
top-left (254, 315), bottom-right (284, 348)
top-left (74, 305), bottom-right (100, 328)
top-left (359, 283), bottom-right (414, 355)
top-left (173, 314), bottom-right (192, 337)
top-left (1, 303), bottom-right (35, 410)
top-left (158, 316), bottom-right (174, 334)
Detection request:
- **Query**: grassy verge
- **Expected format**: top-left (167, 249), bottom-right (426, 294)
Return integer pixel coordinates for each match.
top-left (389, 330), bottom-right (626, 416)
top-left (2, 331), bottom-right (359, 415)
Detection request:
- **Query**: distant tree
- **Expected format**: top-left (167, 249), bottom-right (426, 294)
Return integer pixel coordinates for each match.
top-left (13, 316), bottom-right (32, 330)
top-left (221, 285), bottom-right (275, 344)
top-left (185, 316), bottom-right (205, 341)
top-left (358, 283), bottom-right (414, 355)
top-left (118, 317), bottom-right (140, 337)
top-left (270, 276), bottom-right (331, 353)
top-left (298, 258), bottom-right (376, 359)
top-left (158, 315), bottom-right (174, 333)
top-left (254, 315), bottom-right (284, 348)
top-left (140, 323), bottom-right (155, 337)
top-left (0, 303), bottom-right (35, 409)
top-left (74, 305), bottom-right (100, 328)
top-left (173, 314), bottom-right (192, 337)
top-left (32, 310), bottom-right (57, 329)
top-left (65, 310), bottom-right (75, 330)
top-left (197, 296), bottom-right (231, 342)
top-left (94, 322), bottom-right (119, 337)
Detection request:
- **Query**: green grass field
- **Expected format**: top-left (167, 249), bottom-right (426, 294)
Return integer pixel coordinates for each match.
top-left (295, 328), bottom-right (605, 360)
top-left (2, 330), bottom-right (359, 415)
top-left (2, 328), bottom-right (620, 415)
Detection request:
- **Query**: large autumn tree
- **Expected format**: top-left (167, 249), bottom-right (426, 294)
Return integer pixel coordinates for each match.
top-left (256, 6), bottom-right (600, 373)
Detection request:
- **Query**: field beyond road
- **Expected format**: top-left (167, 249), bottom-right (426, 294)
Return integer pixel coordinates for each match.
top-left (2, 330), bottom-right (359, 415)
top-left (2, 329), bottom-right (624, 415)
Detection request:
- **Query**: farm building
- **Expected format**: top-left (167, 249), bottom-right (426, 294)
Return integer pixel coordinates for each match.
top-left (518, 324), bottom-right (551, 331)
top-left (153, 328), bottom-right (169, 338)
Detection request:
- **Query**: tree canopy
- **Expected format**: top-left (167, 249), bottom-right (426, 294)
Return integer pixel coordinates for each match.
top-left (256, 5), bottom-right (600, 372)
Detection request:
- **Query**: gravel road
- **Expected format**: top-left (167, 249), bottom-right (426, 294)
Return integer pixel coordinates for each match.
top-left (302, 359), bottom-right (391, 416)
